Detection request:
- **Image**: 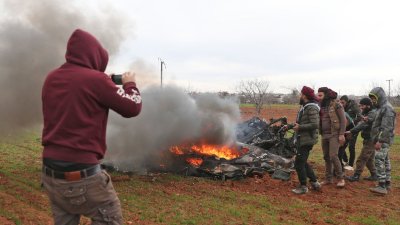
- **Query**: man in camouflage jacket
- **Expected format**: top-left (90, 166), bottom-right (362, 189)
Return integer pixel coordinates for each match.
top-left (368, 87), bottom-right (396, 195)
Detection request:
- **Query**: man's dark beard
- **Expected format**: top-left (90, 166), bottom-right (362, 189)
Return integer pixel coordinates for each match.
top-left (299, 99), bottom-right (305, 105)
top-left (320, 97), bottom-right (330, 107)
top-left (362, 107), bottom-right (371, 115)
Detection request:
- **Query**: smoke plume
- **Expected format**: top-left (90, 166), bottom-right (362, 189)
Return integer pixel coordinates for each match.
top-left (0, 0), bottom-right (132, 135)
top-left (105, 58), bottom-right (241, 172)
top-left (106, 85), bottom-right (241, 171)
top-left (105, 54), bottom-right (241, 171)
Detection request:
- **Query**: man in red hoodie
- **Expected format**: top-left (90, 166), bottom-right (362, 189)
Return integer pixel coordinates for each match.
top-left (41, 29), bottom-right (142, 224)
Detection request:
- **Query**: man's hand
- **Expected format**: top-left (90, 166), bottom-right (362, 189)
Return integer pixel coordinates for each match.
top-left (122, 71), bottom-right (136, 84)
top-left (293, 123), bottom-right (299, 132)
top-left (344, 131), bottom-right (352, 140)
top-left (339, 134), bottom-right (346, 146)
top-left (375, 142), bottom-right (382, 151)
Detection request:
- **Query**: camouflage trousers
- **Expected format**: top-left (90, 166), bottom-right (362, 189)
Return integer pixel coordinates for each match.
top-left (374, 144), bottom-right (392, 183)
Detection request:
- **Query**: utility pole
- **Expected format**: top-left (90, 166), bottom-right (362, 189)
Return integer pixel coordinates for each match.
top-left (159, 58), bottom-right (166, 88)
top-left (386, 79), bottom-right (393, 102)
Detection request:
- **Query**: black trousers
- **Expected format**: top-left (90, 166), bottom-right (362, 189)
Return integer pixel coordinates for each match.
top-left (338, 132), bottom-right (358, 167)
top-left (338, 141), bottom-right (349, 168)
top-left (295, 145), bottom-right (317, 185)
top-left (347, 132), bottom-right (359, 166)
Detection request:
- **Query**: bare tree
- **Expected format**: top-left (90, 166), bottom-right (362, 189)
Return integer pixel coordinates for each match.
top-left (236, 79), bottom-right (270, 115)
top-left (282, 87), bottom-right (300, 104)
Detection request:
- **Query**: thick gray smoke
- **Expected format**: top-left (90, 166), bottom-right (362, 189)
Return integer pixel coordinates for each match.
top-left (106, 86), bottom-right (241, 172)
top-left (0, 0), bottom-right (132, 135)
top-left (0, 0), bottom-right (241, 170)
top-left (128, 59), bottom-right (160, 88)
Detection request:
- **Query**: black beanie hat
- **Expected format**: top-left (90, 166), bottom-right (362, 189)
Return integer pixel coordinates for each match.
top-left (359, 97), bottom-right (372, 106)
top-left (318, 87), bottom-right (329, 93)
top-left (340, 95), bottom-right (349, 102)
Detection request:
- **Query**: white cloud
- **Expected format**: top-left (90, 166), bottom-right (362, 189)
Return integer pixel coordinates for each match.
top-left (107, 0), bottom-right (400, 95)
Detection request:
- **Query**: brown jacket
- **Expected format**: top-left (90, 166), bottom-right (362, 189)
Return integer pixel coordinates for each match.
top-left (320, 100), bottom-right (346, 138)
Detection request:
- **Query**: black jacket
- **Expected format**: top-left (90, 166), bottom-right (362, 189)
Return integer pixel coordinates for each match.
top-left (350, 109), bottom-right (376, 141)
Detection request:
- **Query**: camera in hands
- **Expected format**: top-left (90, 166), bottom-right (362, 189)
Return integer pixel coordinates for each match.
top-left (111, 74), bottom-right (123, 85)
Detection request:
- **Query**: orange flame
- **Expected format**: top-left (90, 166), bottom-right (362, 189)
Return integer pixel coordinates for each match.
top-left (191, 144), bottom-right (240, 160)
top-left (170, 146), bottom-right (184, 155)
top-left (169, 144), bottom-right (241, 160)
top-left (186, 158), bottom-right (203, 167)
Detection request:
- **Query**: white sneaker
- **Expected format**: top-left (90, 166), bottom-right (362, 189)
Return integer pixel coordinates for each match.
top-left (344, 165), bottom-right (354, 171)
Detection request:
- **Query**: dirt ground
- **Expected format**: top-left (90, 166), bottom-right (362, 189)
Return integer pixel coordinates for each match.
top-left (0, 105), bottom-right (399, 224)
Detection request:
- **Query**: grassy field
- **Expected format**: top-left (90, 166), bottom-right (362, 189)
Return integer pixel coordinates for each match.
top-left (0, 102), bottom-right (400, 225)
top-left (0, 130), bottom-right (400, 224)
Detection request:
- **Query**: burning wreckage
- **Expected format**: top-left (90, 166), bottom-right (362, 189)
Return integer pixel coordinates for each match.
top-left (104, 117), bottom-right (297, 181)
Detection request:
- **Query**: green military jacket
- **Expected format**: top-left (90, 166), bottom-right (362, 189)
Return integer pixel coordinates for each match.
top-left (296, 102), bottom-right (320, 147)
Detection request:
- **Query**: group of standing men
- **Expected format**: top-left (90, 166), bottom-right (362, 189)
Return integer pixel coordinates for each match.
top-left (291, 86), bottom-right (396, 195)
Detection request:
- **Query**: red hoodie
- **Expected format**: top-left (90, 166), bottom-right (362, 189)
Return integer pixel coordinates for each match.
top-left (42, 29), bottom-right (142, 164)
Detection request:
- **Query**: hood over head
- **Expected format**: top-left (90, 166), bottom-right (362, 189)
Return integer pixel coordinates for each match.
top-left (369, 87), bottom-right (387, 108)
top-left (65, 29), bottom-right (109, 72)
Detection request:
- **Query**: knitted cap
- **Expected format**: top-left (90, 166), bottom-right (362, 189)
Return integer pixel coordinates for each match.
top-left (327, 89), bottom-right (338, 99)
top-left (359, 97), bottom-right (372, 106)
top-left (318, 87), bottom-right (329, 93)
top-left (340, 95), bottom-right (349, 102)
top-left (301, 86), bottom-right (316, 100)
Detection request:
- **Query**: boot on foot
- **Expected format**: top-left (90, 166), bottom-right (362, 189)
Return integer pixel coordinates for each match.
top-left (310, 181), bottom-right (321, 191)
top-left (292, 185), bottom-right (308, 194)
top-left (370, 182), bottom-right (388, 195)
top-left (346, 174), bottom-right (360, 182)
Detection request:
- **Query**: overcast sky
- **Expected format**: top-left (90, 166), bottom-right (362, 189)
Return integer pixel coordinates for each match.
top-left (37, 1), bottom-right (400, 95)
